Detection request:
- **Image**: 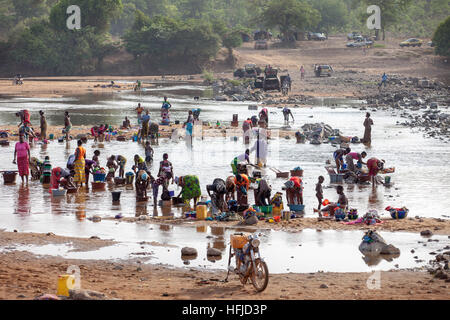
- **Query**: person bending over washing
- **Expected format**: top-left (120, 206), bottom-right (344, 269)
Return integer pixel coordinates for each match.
top-left (207, 178), bottom-right (227, 212)
top-left (314, 185), bottom-right (348, 218)
top-left (345, 151), bottom-right (367, 173)
top-left (333, 147), bottom-right (350, 172)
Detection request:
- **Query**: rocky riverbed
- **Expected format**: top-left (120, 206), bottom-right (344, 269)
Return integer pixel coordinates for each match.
top-left (208, 72), bottom-right (450, 142)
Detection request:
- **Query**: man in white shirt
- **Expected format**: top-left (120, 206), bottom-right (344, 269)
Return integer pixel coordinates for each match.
top-left (250, 128), bottom-right (268, 167)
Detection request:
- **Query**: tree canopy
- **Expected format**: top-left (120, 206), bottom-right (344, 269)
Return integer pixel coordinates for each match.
top-left (261, 0), bottom-right (321, 41)
top-left (432, 16), bottom-right (450, 57)
top-left (49, 0), bottom-right (123, 33)
top-left (123, 13), bottom-right (221, 71)
top-left (0, 0), bottom-right (448, 75)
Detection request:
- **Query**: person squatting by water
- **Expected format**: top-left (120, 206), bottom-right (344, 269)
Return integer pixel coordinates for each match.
top-left (314, 185), bottom-right (348, 218)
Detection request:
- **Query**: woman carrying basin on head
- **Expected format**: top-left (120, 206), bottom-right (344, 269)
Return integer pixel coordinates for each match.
top-left (161, 96), bottom-right (172, 125)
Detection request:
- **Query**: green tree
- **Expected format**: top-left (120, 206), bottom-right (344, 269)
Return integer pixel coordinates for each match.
top-left (123, 13), bottom-right (220, 71)
top-left (110, 2), bottom-right (136, 35)
top-left (309, 0), bottom-right (348, 33)
top-left (177, 0), bottom-right (212, 19)
top-left (12, 0), bottom-right (49, 20)
top-left (222, 28), bottom-right (243, 64)
top-left (131, 9), bottom-right (151, 31)
top-left (260, 0), bottom-right (321, 41)
top-left (49, 0), bottom-right (123, 34)
top-left (360, 0), bottom-right (413, 40)
top-left (433, 16), bottom-right (450, 57)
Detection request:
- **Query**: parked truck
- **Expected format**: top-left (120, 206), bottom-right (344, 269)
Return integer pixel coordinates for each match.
top-left (262, 67), bottom-right (280, 91)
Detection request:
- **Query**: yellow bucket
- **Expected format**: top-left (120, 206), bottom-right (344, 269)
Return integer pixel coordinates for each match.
top-left (57, 274), bottom-right (75, 297)
top-left (272, 206), bottom-right (282, 216)
top-left (196, 205), bottom-right (208, 220)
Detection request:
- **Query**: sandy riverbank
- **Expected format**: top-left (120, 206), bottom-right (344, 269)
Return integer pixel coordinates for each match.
top-left (106, 216), bottom-right (450, 236)
top-left (0, 230), bottom-right (448, 300)
top-left (0, 123), bottom-right (298, 142)
top-left (1, 37), bottom-right (448, 101)
top-left (0, 75), bottom-right (203, 98)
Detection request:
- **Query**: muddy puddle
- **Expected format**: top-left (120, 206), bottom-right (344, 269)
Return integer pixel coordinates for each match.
top-left (1, 222), bottom-right (448, 273)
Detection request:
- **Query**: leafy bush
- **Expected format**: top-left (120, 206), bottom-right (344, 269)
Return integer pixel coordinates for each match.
top-left (202, 69), bottom-right (215, 83)
top-left (123, 14), bottom-right (220, 70)
top-left (433, 16), bottom-right (450, 57)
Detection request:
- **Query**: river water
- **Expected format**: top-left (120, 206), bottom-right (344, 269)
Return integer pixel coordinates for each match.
top-left (0, 82), bottom-right (449, 273)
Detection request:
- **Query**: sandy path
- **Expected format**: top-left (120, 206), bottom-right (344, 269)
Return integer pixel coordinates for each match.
top-left (0, 75), bottom-right (203, 98)
top-left (106, 216), bottom-right (450, 236)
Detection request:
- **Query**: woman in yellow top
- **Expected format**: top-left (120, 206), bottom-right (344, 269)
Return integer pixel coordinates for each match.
top-left (74, 140), bottom-right (86, 187)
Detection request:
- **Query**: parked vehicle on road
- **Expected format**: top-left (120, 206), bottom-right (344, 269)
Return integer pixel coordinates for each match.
top-left (234, 64), bottom-right (262, 78)
top-left (346, 39), bottom-right (373, 47)
top-left (262, 67), bottom-right (280, 91)
top-left (400, 38), bottom-right (423, 47)
top-left (307, 32), bottom-right (327, 41)
top-left (254, 40), bottom-right (268, 50)
top-left (314, 64), bottom-right (333, 77)
top-left (347, 32), bottom-right (362, 40)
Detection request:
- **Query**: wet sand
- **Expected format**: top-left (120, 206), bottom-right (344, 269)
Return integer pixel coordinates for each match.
top-left (0, 76), bottom-right (202, 98)
top-left (0, 230), bottom-right (448, 300)
top-left (1, 124), bottom-right (297, 141)
top-left (106, 216), bottom-right (450, 236)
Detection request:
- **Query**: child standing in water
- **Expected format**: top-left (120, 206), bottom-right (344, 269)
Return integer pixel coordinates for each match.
top-left (42, 156), bottom-right (52, 184)
top-left (92, 150), bottom-right (101, 167)
top-left (314, 185), bottom-right (348, 218)
top-left (145, 141), bottom-right (154, 167)
top-left (315, 176), bottom-right (324, 210)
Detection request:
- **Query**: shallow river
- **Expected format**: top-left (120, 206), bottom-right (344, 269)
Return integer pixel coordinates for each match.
top-left (0, 82), bottom-right (449, 273)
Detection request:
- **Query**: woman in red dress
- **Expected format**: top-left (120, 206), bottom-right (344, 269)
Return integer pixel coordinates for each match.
top-left (13, 134), bottom-right (31, 184)
top-left (367, 157), bottom-right (385, 185)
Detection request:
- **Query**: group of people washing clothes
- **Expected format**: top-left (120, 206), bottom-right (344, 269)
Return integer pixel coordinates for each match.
top-left (135, 97), bottom-right (173, 127)
top-left (332, 147), bottom-right (385, 185)
top-left (15, 109), bottom-right (72, 144)
top-left (9, 98), bottom-right (384, 223)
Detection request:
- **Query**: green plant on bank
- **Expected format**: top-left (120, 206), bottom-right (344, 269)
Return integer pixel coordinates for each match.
top-left (202, 69), bottom-right (215, 83)
top-left (226, 79), bottom-right (242, 86)
top-left (225, 78), bottom-right (253, 87)
top-left (372, 43), bottom-right (385, 48)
